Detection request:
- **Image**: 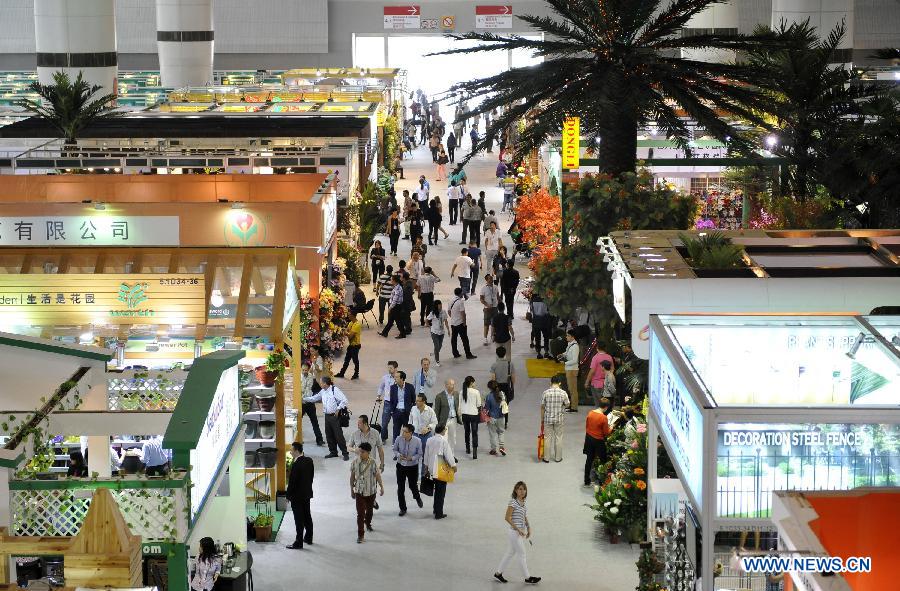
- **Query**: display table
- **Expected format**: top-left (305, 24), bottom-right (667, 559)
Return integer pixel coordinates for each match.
top-left (215, 551), bottom-right (252, 591)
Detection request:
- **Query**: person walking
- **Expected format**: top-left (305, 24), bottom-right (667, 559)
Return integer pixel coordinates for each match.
top-left (493, 482), bottom-right (541, 584)
top-left (436, 145), bottom-right (449, 181)
top-left (459, 375), bottom-right (483, 459)
top-left (408, 249), bottom-right (425, 282)
top-left (423, 424), bottom-right (457, 519)
top-left (429, 133), bottom-right (440, 163)
top-left (376, 265), bottom-right (395, 325)
top-left (434, 378), bottom-right (461, 454)
top-left (447, 181), bottom-right (461, 226)
top-left (447, 131), bottom-right (457, 163)
top-left (348, 414), bottom-right (385, 474)
top-left (480, 273), bottom-right (500, 347)
top-left (379, 275), bottom-right (405, 338)
top-left (584, 399), bottom-right (611, 486)
top-left (285, 442), bottom-right (314, 549)
top-left (483, 221), bottom-right (503, 272)
top-left (409, 205), bottom-right (425, 247)
top-left (410, 393), bottom-right (438, 456)
top-left (461, 197), bottom-right (482, 246)
top-left (350, 442), bottom-right (384, 543)
top-left (490, 346), bottom-right (515, 428)
top-left (334, 311), bottom-right (361, 379)
top-left (399, 270), bottom-right (416, 338)
top-left (529, 294), bottom-right (552, 359)
top-left (451, 248), bottom-right (475, 299)
top-left (299, 361), bottom-right (325, 446)
top-left (304, 376), bottom-right (350, 460)
top-left (412, 357), bottom-right (438, 403)
top-left (433, 195), bottom-right (450, 239)
top-left (369, 239), bottom-right (386, 282)
top-left (426, 299), bottom-right (450, 365)
top-left (584, 344), bottom-right (616, 406)
top-left (417, 266), bottom-right (440, 326)
top-left (485, 380), bottom-right (507, 456)
top-left (540, 375), bottom-right (570, 463)
top-left (388, 370), bottom-right (416, 442)
top-left (500, 260), bottom-right (520, 317)
top-left (490, 302), bottom-right (514, 359)
top-left (426, 199), bottom-right (440, 244)
top-left (393, 424), bottom-right (424, 516)
top-left (376, 361), bottom-right (399, 443)
top-left (558, 329), bottom-right (580, 412)
top-left (449, 288), bottom-right (477, 359)
top-left (402, 190), bottom-right (414, 240)
top-left (386, 209), bottom-right (401, 256)
top-left (467, 241), bottom-right (483, 295)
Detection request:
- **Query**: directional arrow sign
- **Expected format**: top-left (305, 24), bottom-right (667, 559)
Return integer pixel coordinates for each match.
top-left (384, 5), bottom-right (421, 29)
top-left (476, 5), bottom-right (513, 29)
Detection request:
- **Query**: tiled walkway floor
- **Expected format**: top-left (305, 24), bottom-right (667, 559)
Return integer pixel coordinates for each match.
top-left (250, 143), bottom-right (640, 590)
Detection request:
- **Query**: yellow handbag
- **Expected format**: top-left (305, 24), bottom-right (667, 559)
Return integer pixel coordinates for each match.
top-left (435, 459), bottom-right (455, 483)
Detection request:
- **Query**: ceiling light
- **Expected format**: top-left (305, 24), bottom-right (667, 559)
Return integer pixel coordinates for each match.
top-left (210, 290), bottom-right (225, 308)
top-left (765, 135), bottom-right (778, 148)
top-left (79, 331), bottom-right (94, 344)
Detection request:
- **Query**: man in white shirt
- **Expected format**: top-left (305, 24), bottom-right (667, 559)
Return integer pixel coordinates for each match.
top-left (410, 394), bottom-right (438, 464)
top-left (448, 287), bottom-right (477, 360)
top-left (483, 221), bottom-right (503, 272)
top-left (424, 424), bottom-right (457, 519)
top-left (417, 266), bottom-right (440, 326)
top-left (412, 357), bottom-right (438, 403)
top-left (447, 180), bottom-right (461, 226)
top-left (376, 361), bottom-right (399, 443)
top-left (480, 273), bottom-right (500, 346)
top-left (450, 248), bottom-right (475, 299)
top-left (302, 376), bottom-right (350, 460)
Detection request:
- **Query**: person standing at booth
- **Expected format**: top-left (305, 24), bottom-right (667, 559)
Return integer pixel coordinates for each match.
top-left (286, 442), bottom-right (314, 549)
top-left (303, 376), bottom-right (349, 461)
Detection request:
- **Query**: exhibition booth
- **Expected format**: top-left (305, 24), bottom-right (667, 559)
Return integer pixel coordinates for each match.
top-left (0, 333), bottom-right (247, 591)
top-left (646, 314), bottom-right (900, 591)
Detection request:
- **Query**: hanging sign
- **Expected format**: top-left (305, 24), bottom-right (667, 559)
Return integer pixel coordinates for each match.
top-left (562, 117), bottom-right (580, 169)
top-left (383, 5), bottom-right (421, 29)
top-left (476, 5), bottom-right (513, 29)
top-left (0, 274), bottom-right (205, 326)
top-left (0, 216), bottom-right (179, 246)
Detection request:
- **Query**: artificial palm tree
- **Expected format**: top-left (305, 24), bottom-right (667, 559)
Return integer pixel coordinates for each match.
top-left (437, 0), bottom-right (782, 174)
top-left (18, 71), bottom-right (118, 145)
top-left (747, 21), bottom-right (879, 201)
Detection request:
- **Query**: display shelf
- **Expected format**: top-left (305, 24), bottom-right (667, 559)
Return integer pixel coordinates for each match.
top-left (243, 411), bottom-right (275, 421)
top-left (243, 385), bottom-right (276, 393)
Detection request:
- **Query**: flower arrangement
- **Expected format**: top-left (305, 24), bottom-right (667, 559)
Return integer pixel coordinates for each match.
top-left (317, 287), bottom-right (350, 358)
top-left (695, 188), bottom-right (743, 229)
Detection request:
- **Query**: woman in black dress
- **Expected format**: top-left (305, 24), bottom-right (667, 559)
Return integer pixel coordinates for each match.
top-left (369, 239), bottom-right (386, 282)
top-left (386, 209), bottom-right (401, 256)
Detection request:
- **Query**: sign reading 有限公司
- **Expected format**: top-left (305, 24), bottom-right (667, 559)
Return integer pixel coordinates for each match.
top-left (650, 335), bottom-right (704, 505)
top-left (190, 365), bottom-right (240, 520)
top-left (0, 274), bottom-right (205, 326)
top-left (475, 5), bottom-right (513, 29)
top-left (562, 117), bottom-right (580, 169)
top-left (384, 5), bottom-right (421, 29)
top-left (0, 216), bottom-right (178, 246)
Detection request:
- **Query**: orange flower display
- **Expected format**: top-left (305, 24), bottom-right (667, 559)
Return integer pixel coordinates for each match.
top-left (516, 188), bottom-right (561, 246)
top-left (635, 480), bottom-right (647, 491)
top-left (633, 467), bottom-right (645, 476)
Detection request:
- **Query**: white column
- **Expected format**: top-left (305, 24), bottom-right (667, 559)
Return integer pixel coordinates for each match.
top-left (772, 0), bottom-right (854, 49)
top-left (34, 0), bottom-right (117, 97)
top-left (156, 0), bottom-right (214, 88)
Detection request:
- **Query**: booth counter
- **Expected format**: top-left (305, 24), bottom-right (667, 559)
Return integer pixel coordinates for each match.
top-left (647, 314), bottom-right (900, 591)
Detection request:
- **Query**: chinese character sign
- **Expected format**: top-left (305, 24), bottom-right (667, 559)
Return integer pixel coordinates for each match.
top-left (0, 217), bottom-right (178, 246)
top-left (0, 274), bottom-right (204, 326)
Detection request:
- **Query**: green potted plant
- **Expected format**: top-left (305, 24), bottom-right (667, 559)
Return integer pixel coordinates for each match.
top-left (253, 513), bottom-right (274, 542)
top-left (677, 231), bottom-right (754, 277)
top-left (255, 350), bottom-right (287, 387)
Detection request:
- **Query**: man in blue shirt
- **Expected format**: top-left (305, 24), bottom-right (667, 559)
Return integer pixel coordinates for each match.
top-left (392, 424), bottom-right (424, 516)
top-left (389, 371), bottom-right (416, 442)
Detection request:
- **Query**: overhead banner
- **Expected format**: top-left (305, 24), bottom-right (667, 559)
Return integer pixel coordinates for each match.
top-left (0, 274), bottom-right (205, 326)
top-left (0, 216), bottom-right (179, 246)
top-left (383, 5), bottom-right (421, 29)
top-left (476, 5), bottom-right (513, 29)
top-left (562, 117), bottom-right (580, 169)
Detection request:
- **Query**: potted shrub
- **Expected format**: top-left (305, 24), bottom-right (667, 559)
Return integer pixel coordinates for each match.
top-left (255, 350), bottom-right (287, 387)
top-left (678, 231), bottom-right (755, 278)
top-left (253, 513), bottom-right (274, 542)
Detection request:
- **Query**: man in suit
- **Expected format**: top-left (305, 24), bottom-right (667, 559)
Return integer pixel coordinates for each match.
top-left (389, 371), bottom-right (416, 442)
top-left (286, 442), bottom-right (314, 549)
top-left (433, 378), bottom-right (462, 455)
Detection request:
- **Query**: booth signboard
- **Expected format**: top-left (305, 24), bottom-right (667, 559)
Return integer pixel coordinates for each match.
top-left (383, 5), bottom-right (421, 29)
top-left (475, 5), bottom-right (513, 28)
top-left (0, 274), bottom-right (205, 326)
top-left (562, 117), bottom-right (580, 169)
top-left (716, 422), bottom-right (900, 519)
top-left (0, 216), bottom-right (179, 246)
top-left (283, 265), bottom-right (300, 333)
top-left (322, 192), bottom-right (337, 250)
top-left (650, 335), bottom-right (704, 506)
top-left (190, 365), bottom-right (240, 520)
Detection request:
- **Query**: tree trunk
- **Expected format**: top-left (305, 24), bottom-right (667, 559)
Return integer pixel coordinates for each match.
top-left (596, 110), bottom-right (638, 176)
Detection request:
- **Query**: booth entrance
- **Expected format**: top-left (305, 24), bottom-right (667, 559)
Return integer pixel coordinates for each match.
top-left (646, 314), bottom-right (900, 591)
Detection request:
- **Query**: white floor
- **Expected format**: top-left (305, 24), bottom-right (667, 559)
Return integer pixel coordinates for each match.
top-left (250, 143), bottom-right (640, 590)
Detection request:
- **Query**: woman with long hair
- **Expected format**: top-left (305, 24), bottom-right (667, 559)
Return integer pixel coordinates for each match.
top-left (459, 375), bottom-right (483, 459)
top-left (190, 537), bottom-right (222, 591)
top-left (67, 450), bottom-right (87, 477)
top-left (386, 208), bottom-right (401, 256)
top-left (369, 239), bottom-right (386, 282)
top-left (436, 144), bottom-right (449, 181)
top-left (494, 482), bottom-right (540, 584)
top-left (433, 195), bottom-right (450, 239)
top-left (426, 299), bottom-right (450, 366)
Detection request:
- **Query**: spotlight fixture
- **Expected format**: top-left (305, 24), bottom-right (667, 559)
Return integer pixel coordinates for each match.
top-left (765, 135), bottom-right (778, 148)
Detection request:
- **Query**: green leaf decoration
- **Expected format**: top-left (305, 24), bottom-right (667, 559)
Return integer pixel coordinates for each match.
top-left (849, 361), bottom-right (888, 403)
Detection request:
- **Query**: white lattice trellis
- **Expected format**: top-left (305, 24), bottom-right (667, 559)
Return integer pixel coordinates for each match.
top-left (10, 485), bottom-right (188, 541)
top-left (107, 369), bottom-right (188, 410)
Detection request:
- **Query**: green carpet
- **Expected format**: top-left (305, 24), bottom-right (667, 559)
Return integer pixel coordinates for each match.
top-left (247, 503), bottom-right (286, 541)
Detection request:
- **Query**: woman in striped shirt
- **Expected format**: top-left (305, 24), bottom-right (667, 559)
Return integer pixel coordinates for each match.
top-left (494, 481), bottom-right (541, 584)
